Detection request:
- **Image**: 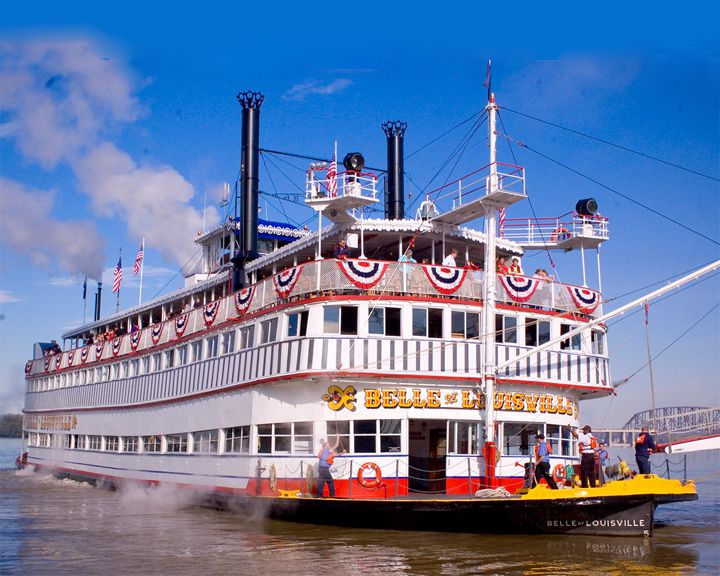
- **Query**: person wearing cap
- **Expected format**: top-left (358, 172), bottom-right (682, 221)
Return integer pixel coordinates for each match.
top-left (570, 425), bottom-right (597, 488)
top-left (316, 436), bottom-right (340, 497)
top-left (534, 433), bottom-right (559, 489)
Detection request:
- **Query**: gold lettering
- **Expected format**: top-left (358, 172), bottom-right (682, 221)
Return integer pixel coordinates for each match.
top-left (397, 389), bottom-right (413, 408)
top-left (503, 393), bottom-right (512, 411)
top-left (525, 394), bottom-right (538, 412)
top-left (538, 395), bottom-right (547, 413)
top-left (512, 392), bottom-right (524, 411)
top-left (462, 390), bottom-right (476, 409)
top-left (546, 395), bottom-right (558, 414)
top-left (494, 392), bottom-right (504, 410)
top-left (412, 389), bottom-right (427, 408)
top-left (427, 389), bottom-right (440, 408)
top-left (557, 397), bottom-right (567, 415)
top-left (365, 389), bottom-right (381, 409)
top-left (382, 389), bottom-right (398, 408)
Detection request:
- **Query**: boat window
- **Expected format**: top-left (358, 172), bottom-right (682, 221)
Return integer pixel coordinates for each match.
top-left (166, 433), bottom-right (188, 453)
top-left (525, 318), bottom-right (550, 347)
top-left (143, 435), bottom-right (162, 453)
top-left (274, 423), bottom-right (292, 453)
top-left (591, 330), bottom-right (605, 355)
top-left (193, 430), bottom-right (218, 454)
top-left (141, 356), bottom-right (150, 374)
top-left (191, 340), bottom-right (203, 362)
top-left (293, 421), bottom-right (314, 454)
top-left (287, 310), bottom-right (309, 338)
top-left (221, 331), bottom-right (235, 355)
top-left (323, 306), bottom-right (358, 335)
top-left (560, 324), bottom-right (582, 351)
top-left (152, 353), bottom-right (162, 372)
top-left (206, 335), bottom-right (219, 358)
top-left (177, 346), bottom-right (188, 366)
top-left (101, 365), bottom-right (110, 381)
top-left (448, 421), bottom-right (481, 454)
top-left (379, 419), bottom-right (402, 453)
top-left (165, 349), bottom-right (175, 368)
top-left (122, 436), bottom-right (138, 452)
top-left (105, 436), bottom-right (119, 451)
top-left (239, 325), bottom-right (255, 349)
top-left (451, 311), bottom-right (480, 339)
top-left (368, 307), bottom-right (401, 336)
top-left (259, 318), bottom-right (278, 344)
top-left (327, 421), bottom-right (350, 453)
top-left (225, 426), bottom-right (250, 454)
top-left (257, 424), bottom-right (272, 454)
top-left (255, 422), bottom-right (314, 454)
top-left (412, 308), bottom-right (443, 338)
top-left (495, 314), bottom-right (517, 344)
top-left (88, 435), bottom-right (102, 451)
top-left (501, 422), bottom-right (535, 456)
top-left (353, 419), bottom-right (377, 453)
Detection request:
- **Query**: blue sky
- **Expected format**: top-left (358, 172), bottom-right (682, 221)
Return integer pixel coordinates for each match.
top-left (1, 3), bottom-right (718, 426)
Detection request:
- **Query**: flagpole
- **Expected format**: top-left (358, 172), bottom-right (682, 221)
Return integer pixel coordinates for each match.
top-left (82, 276), bottom-right (88, 325)
top-left (138, 237), bottom-right (145, 306)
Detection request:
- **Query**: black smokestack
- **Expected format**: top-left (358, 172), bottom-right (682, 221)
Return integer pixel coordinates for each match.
top-left (94, 281), bottom-right (102, 321)
top-left (232, 91), bottom-right (264, 290)
top-left (382, 120), bottom-right (407, 220)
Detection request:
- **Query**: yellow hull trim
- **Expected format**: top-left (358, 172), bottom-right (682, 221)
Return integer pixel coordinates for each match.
top-left (520, 474), bottom-right (697, 500)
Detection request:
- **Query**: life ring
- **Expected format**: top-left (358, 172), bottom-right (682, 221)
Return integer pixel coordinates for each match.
top-left (357, 462), bottom-right (382, 489)
top-left (551, 226), bottom-right (570, 242)
top-left (552, 463), bottom-right (568, 484)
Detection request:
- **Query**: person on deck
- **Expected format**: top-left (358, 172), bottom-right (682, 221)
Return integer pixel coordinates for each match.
top-left (496, 256), bottom-right (508, 274)
top-left (398, 249), bottom-right (416, 263)
top-left (317, 437), bottom-right (340, 498)
top-left (332, 239), bottom-right (351, 260)
top-left (635, 426), bottom-right (656, 474)
top-left (570, 425), bottom-right (597, 488)
top-left (534, 433), bottom-right (559, 489)
top-left (508, 257), bottom-right (523, 276)
top-left (596, 442), bottom-right (609, 484)
top-left (442, 248), bottom-right (458, 267)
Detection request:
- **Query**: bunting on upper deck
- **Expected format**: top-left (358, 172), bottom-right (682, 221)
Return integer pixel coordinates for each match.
top-left (422, 265), bottom-right (467, 295)
top-left (95, 341), bottom-right (105, 361)
top-left (566, 285), bottom-right (601, 314)
top-left (130, 330), bottom-right (142, 350)
top-left (175, 313), bottom-right (190, 337)
top-left (81, 346), bottom-right (90, 363)
top-left (336, 259), bottom-right (388, 290)
top-left (151, 322), bottom-right (164, 344)
top-left (234, 286), bottom-right (255, 316)
top-left (112, 336), bottom-right (123, 356)
top-left (273, 265), bottom-right (303, 299)
top-left (67, 350), bottom-right (75, 367)
top-left (499, 274), bottom-right (542, 303)
top-left (25, 361), bottom-right (33, 374)
top-left (203, 300), bottom-right (220, 326)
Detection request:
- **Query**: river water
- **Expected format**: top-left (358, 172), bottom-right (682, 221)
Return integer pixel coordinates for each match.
top-left (0, 437), bottom-right (717, 575)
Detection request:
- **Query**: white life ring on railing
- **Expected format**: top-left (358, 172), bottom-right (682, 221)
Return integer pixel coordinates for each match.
top-left (357, 462), bottom-right (383, 489)
top-left (552, 463), bottom-right (568, 485)
top-left (551, 226), bottom-right (570, 242)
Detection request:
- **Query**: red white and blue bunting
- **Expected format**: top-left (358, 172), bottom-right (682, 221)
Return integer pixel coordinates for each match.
top-left (151, 322), bottom-right (164, 344)
top-left (273, 265), bottom-right (303, 299)
top-left (234, 287), bottom-right (255, 316)
top-left (130, 330), bottom-right (141, 351)
top-left (67, 350), bottom-right (75, 367)
top-left (337, 259), bottom-right (388, 290)
top-left (112, 336), bottom-right (123, 356)
top-left (498, 274), bottom-right (542, 303)
top-left (175, 313), bottom-right (190, 337)
top-left (81, 346), bottom-right (90, 363)
top-left (25, 361), bottom-right (33, 374)
top-left (566, 285), bottom-right (601, 314)
top-left (95, 341), bottom-right (105, 361)
top-left (422, 265), bottom-right (467, 295)
top-left (54, 355), bottom-right (62, 371)
top-left (203, 301), bottom-right (220, 326)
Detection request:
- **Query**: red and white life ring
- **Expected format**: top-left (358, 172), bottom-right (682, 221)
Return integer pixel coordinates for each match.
top-left (552, 463), bottom-right (568, 485)
top-left (551, 226), bottom-right (570, 243)
top-left (357, 462), bottom-right (383, 489)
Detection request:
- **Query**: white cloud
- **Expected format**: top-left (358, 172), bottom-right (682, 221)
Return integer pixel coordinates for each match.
top-left (284, 78), bottom-right (352, 101)
top-left (0, 177), bottom-right (105, 278)
top-left (0, 290), bottom-right (21, 303)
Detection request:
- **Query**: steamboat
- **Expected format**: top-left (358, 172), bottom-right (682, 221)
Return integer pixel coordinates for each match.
top-left (19, 86), bottom-right (700, 536)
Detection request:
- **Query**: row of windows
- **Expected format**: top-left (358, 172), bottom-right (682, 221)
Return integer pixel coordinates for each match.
top-left (30, 306), bottom-right (604, 394)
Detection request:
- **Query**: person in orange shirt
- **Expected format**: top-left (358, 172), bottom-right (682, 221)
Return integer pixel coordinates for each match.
top-left (496, 256), bottom-right (508, 274)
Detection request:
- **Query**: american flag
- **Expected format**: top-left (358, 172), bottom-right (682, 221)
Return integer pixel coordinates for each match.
top-left (112, 257), bottom-right (123, 293)
top-left (133, 242), bottom-right (144, 275)
top-left (326, 153), bottom-right (337, 197)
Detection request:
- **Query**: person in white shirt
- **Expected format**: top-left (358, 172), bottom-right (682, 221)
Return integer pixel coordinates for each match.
top-left (570, 425), bottom-right (597, 488)
top-left (442, 248), bottom-right (458, 267)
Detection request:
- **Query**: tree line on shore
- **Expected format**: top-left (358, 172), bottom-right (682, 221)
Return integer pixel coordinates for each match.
top-left (0, 414), bottom-right (23, 437)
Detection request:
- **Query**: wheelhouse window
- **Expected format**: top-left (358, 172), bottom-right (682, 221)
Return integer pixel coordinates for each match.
top-left (495, 314), bottom-right (517, 344)
top-left (324, 306), bottom-right (358, 335)
top-left (225, 426), bottom-right (250, 453)
top-left (287, 311), bottom-right (309, 338)
top-left (591, 330), bottom-right (605, 355)
top-left (368, 307), bottom-right (401, 336)
top-left (412, 308), bottom-right (443, 338)
top-left (166, 433), bottom-right (188, 453)
top-left (259, 318), bottom-right (278, 344)
top-left (525, 318), bottom-right (550, 347)
top-left (560, 324), bottom-right (582, 351)
top-left (448, 421), bottom-right (481, 454)
top-left (451, 311), bottom-right (480, 339)
top-left (193, 430), bottom-right (218, 454)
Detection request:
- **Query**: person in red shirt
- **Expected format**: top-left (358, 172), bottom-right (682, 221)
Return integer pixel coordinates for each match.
top-left (496, 256), bottom-right (508, 274)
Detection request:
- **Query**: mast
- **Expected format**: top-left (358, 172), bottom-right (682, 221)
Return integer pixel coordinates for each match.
top-left (482, 92), bottom-right (499, 484)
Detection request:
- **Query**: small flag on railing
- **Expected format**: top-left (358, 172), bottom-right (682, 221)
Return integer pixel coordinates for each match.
top-left (112, 257), bottom-right (123, 293)
top-left (133, 241), bottom-right (144, 275)
top-left (327, 152), bottom-right (337, 197)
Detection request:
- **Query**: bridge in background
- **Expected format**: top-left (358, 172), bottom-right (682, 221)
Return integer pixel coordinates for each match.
top-left (594, 406), bottom-right (720, 447)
